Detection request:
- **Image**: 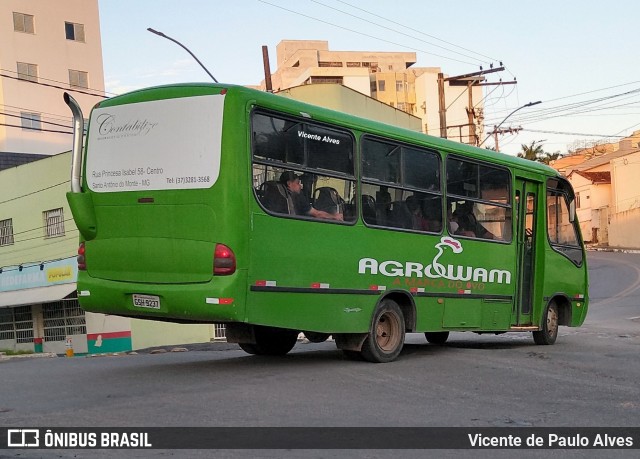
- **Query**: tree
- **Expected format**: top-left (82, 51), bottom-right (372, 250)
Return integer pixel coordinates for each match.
top-left (518, 141), bottom-right (544, 161)
top-left (540, 151), bottom-right (562, 165)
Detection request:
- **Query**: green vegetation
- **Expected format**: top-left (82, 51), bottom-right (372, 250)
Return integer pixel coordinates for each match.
top-left (0, 349), bottom-right (34, 356)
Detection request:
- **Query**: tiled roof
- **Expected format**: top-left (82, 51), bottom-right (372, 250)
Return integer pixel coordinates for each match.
top-left (570, 170), bottom-right (611, 183)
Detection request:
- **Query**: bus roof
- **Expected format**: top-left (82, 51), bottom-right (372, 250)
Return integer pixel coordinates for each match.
top-left (100, 82), bottom-right (560, 179)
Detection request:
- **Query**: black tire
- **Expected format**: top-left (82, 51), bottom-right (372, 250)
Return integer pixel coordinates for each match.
top-left (238, 326), bottom-right (299, 356)
top-left (360, 299), bottom-right (405, 363)
top-left (425, 331), bottom-right (449, 345)
top-left (303, 332), bottom-right (331, 343)
top-left (533, 302), bottom-right (559, 345)
top-left (238, 343), bottom-right (260, 355)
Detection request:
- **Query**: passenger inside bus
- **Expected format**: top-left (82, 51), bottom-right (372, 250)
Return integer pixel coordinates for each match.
top-left (452, 202), bottom-right (494, 239)
top-left (279, 171), bottom-right (343, 221)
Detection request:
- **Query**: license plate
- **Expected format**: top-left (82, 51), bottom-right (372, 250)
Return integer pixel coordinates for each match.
top-left (132, 294), bottom-right (161, 309)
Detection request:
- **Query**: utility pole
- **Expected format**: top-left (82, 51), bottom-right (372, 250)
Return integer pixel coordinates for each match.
top-left (437, 73), bottom-right (447, 138)
top-left (262, 46), bottom-right (273, 92)
top-left (488, 127), bottom-right (522, 152)
top-left (479, 100), bottom-right (541, 151)
top-left (437, 66), bottom-right (510, 143)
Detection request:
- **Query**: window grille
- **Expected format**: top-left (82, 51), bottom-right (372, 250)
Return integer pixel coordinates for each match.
top-left (13, 12), bottom-right (34, 34)
top-left (0, 309), bottom-right (14, 340)
top-left (0, 219), bottom-right (14, 246)
top-left (213, 324), bottom-right (226, 340)
top-left (43, 300), bottom-right (86, 342)
top-left (0, 306), bottom-right (34, 343)
top-left (43, 208), bottom-right (65, 238)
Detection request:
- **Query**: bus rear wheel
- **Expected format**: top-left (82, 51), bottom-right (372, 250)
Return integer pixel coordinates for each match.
top-left (425, 331), bottom-right (449, 344)
top-left (239, 326), bottom-right (298, 356)
top-left (533, 302), bottom-right (559, 345)
top-left (361, 299), bottom-right (405, 363)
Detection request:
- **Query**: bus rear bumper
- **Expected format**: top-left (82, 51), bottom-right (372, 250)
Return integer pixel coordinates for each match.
top-left (76, 271), bottom-right (247, 323)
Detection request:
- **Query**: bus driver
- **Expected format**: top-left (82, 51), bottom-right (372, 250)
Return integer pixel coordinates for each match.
top-left (280, 171), bottom-right (343, 221)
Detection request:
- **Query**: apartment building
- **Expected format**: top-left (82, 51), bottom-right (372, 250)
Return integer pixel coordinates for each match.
top-left (261, 40), bottom-right (484, 143)
top-left (0, 0), bottom-right (105, 157)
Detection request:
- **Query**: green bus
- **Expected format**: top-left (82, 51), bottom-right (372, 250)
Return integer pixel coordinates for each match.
top-left (64, 83), bottom-right (588, 363)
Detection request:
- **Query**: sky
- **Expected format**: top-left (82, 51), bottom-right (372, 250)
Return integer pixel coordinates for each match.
top-left (97, 0), bottom-right (640, 157)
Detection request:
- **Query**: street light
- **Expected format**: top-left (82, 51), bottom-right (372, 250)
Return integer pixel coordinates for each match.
top-left (479, 100), bottom-right (542, 151)
top-left (147, 27), bottom-right (218, 83)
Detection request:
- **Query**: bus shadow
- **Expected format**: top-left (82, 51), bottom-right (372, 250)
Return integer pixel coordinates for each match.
top-left (100, 336), bottom-right (540, 380)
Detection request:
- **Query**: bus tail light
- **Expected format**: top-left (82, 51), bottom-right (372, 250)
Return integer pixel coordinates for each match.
top-left (77, 242), bottom-right (86, 271)
top-left (214, 243), bottom-right (236, 275)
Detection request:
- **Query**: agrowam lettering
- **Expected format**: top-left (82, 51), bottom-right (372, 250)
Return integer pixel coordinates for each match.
top-left (358, 258), bottom-right (512, 284)
top-left (358, 237), bottom-right (512, 285)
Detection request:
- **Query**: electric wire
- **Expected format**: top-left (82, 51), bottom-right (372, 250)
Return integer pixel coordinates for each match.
top-left (257, 0), bottom-right (482, 66)
top-left (310, 0), bottom-right (494, 66)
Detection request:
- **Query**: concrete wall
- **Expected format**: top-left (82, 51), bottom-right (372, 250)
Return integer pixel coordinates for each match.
top-left (0, 152), bottom-right (76, 266)
top-left (278, 84), bottom-right (422, 132)
top-left (609, 208), bottom-right (640, 249)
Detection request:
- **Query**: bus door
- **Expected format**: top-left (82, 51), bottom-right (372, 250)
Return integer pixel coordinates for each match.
top-left (514, 179), bottom-right (539, 326)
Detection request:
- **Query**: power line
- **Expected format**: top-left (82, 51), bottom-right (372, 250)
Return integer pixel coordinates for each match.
top-left (521, 128), bottom-right (625, 137)
top-left (0, 122), bottom-right (72, 135)
top-left (257, 0), bottom-right (482, 67)
top-left (0, 111), bottom-right (75, 131)
top-left (335, 0), bottom-right (499, 62)
top-left (0, 181), bottom-right (70, 206)
top-left (0, 69), bottom-right (110, 98)
top-left (310, 0), bottom-right (495, 65)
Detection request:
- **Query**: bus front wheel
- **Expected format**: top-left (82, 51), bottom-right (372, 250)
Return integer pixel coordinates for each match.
top-left (533, 302), bottom-right (559, 345)
top-left (239, 326), bottom-right (298, 356)
top-left (361, 299), bottom-right (405, 363)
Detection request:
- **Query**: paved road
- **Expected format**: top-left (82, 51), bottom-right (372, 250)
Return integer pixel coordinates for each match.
top-left (1, 251), bottom-right (638, 459)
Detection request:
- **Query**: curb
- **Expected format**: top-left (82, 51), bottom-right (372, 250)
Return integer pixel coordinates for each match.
top-left (0, 352), bottom-right (57, 361)
top-left (587, 246), bottom-right (640, 254)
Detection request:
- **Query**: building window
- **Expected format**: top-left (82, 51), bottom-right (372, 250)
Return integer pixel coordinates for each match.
top-left (17, 62), bottom-right (38, 82)
top-left (396, 80), bottom-right (404, 92)
top-left (378, 80), bottom-right (386, 92)
top-left (362, 62), bottom-right (379, 72)
top-left (0, 218), bottom-right (14, 246)
top-left (13, 12), bottom-right (35, 34)
top-left (308, 76), bottom-right (343, 84)
top-left (68, 69), bottom-right (88, 88)
top-left (43, 299), bottom-right (86, 342)
top-left (43, 208), bottom-right (65, 238)
top-left (65, 21), bottom-right (85, 42)
top-left (346, 62), bottom-right (361, 67)
top-left (20, 112), bottom-right (41, 131)
top-left (318, 61), bottom-right (343, 67)
top-left (575, 192), bottom-right (581, 209)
